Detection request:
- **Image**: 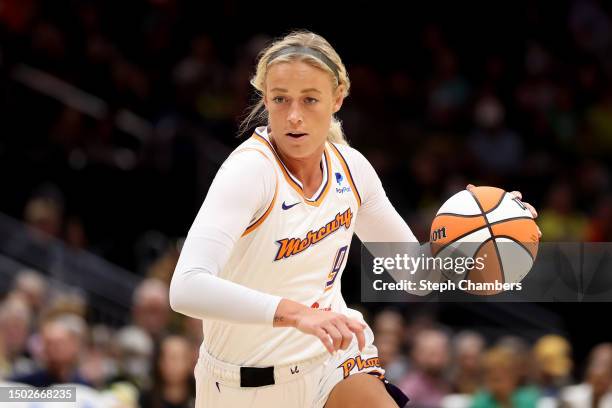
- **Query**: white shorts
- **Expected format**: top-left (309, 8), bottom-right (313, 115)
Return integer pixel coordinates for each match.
top-left (195, 327), bottom-right (386, 408)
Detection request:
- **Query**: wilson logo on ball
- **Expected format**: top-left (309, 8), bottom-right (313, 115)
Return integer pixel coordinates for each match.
top-left (431, 226), bottom-right (447, 242)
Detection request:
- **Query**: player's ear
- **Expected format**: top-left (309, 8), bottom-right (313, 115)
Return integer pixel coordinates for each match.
top-left (333, 85), bottom-right (345, 114)
top-left (263, 93), bottom-right (269, 110)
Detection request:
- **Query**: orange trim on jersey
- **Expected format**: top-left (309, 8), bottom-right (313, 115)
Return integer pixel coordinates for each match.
top-left (238, 148), bottom-right (278, 237)
top-left (251, 133), bottom-right (332, 207)
top-left (328, 143), bottom-right (362, 207)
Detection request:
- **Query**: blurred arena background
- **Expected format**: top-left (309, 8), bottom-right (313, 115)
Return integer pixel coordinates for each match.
top-left (0, 0), bottom-right (611, 406)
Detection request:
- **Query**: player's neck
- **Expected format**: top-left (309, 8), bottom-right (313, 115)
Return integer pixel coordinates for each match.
top-left (276, 146), bottom-right (325, 198)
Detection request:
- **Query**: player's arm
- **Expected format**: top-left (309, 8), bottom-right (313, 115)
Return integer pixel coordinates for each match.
top-left (169, 149), bottom-right (283, 324)
top-left (169, 149), bottom-right (365, 352)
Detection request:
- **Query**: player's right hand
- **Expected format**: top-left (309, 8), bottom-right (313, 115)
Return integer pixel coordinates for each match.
top-left (273, 299), bottom-right (366, 354)
top-left (295, 309), bottom-right (366, 354)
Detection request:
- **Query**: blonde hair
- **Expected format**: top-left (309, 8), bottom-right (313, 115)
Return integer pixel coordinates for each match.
top-left (240, 30), bottom-right (351, 145)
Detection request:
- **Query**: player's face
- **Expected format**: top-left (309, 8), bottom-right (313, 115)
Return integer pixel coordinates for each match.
top-left (264, 60), bottom-right (344, 160)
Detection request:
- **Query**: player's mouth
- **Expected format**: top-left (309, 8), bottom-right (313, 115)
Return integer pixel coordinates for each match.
top-left (286, 132), bottom-right (308, 139)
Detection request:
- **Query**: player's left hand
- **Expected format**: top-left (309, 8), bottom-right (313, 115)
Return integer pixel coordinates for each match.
top-left (466, 184), bottom-right (542, 238)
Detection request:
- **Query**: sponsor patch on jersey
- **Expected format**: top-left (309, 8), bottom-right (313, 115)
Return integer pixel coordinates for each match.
top-left (335, 172), bottom-right (343, 184)
top-left (338, 355), bottom-right (381, 378)
top-left (274, 208), bottom-right (353, 261)
top-left (335, 172), bottom-right (351, 194)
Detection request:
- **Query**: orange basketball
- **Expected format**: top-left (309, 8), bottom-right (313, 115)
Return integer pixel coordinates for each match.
top-left (430, 186), bottom-right (539, 295)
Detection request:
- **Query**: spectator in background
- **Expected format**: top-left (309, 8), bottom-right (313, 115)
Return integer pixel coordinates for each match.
top-left (403, 309), bottom-right (438, 352)
top-left (539, 182), bottom-right (588, 241)
top-left (11, 269), bottom-right (47, 318)
top-left (172, 33), bottom-right (227, 118)
top-left (532, 334), bottom-right (573, 399)
top-left (0, 297), bottom-right (35, 378)
top-left (11, 314), bottom-right (90, 387)
top-left (105, 325), bottom-right (154, 408)
top-left (23, 196), bottom-right (63, 240)
top-left (450, 331), bottom-right (486, 395)
top-left (495, 336), bottom-right (532, 386)
top-left (467, 95), bottom-right (523, 177)
top-left (43, 290), bottom-right (88, 322)
top-left (64, 216), bottom-right (89, 250)
top-left (400, 328), bottom-right (451, 407)
top-left (547, 86), bottom-right (578, 150)
top-left (471, 346), bottom-right (540, 408)
top-left (139, 335), bottom-right (196, 408)
top-left (181, 316), bottom-right (203, 346)
top-left (373, 309), bottom-right (409, 384)
top-left (131, 278), bottom-right (170, 342)
top-left (0, 334), bottom-right (9, 379)
top-left (108, 325), bottom-right (153, 391)
top-left (80, 324), bottom-right (118, 390)
top-left (562, 343), bottom-right (612, 407)
top-left (576, 160), bottom-right (611, 213)
top-left (587, 194), bottom-right (612, 241)
top-left (586, 86), bottom-right (612, 154)
top-left (146, 244), bottom-right (180, 286)
top-left (427, 48), bottom-right (470, 128)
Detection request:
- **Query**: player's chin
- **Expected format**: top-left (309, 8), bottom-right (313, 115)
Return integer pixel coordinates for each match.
top-left (283, 140), bottom-right (317, 158)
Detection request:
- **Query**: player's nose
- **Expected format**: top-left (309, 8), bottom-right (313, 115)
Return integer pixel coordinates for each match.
top-left (287, 102), bottom-right (303, 126)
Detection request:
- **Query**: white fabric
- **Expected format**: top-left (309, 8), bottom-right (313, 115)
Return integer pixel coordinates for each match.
top-left (561, 383), bottom-right (612, 408)
top-left (169, 149), bottom-right (282, 325)
top-left (170, 126), bottom-right (419, 365)
top-left (194, 326), bottom-right (382, 408)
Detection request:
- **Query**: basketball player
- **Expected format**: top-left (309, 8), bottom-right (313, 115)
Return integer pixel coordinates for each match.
top-left (169, 31), bottom-right (539, 408)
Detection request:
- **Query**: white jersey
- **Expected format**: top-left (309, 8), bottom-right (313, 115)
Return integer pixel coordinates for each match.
top-left (170, 126), bottom-right (419, 367)
top-left (205, 127), bottom-right (363, 365)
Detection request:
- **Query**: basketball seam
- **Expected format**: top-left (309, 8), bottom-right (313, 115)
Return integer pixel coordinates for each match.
top-left (435, 213), bottom-right (486, 218)
top-left (467, 190), bottom-right (505, 284)
top-left (487, 216), bottom-right (534, 227)
top-left (488, 217), bottom-right (538, 261)
top-left (491, 235), bottom-right (535, 262)
top-left (485, 191), bottom-right (508, 214)
top-left (464, 237), bottom-right (493, 281)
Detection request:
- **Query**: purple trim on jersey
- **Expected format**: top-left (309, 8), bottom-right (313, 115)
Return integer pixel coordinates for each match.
top-left (254, 127), bottom-right (330, 203)
top-left (329, 143), bottom-right (362, 205)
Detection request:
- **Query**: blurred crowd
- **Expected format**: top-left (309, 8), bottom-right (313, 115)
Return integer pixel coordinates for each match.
top-left (1, 1), bottom-right (612, 407)
top-left (1, 0), bottom-right (611, 268)
top-left (1, 268), bottom-right (611, 408)
top-left (370, 309), bottom-right (612, 408)
top-left (0, 268), bottom-right (200, 408)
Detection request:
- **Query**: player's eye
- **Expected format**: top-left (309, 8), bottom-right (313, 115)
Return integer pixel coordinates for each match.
top-left (304, 97), bottom-right (318, 104)
top-left (272, 96), bottom-right (286, 104)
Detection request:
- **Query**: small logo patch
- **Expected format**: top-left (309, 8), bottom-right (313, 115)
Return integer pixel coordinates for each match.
top-left (338, 356), bottom-right (381, 378)
top-left (282, 201), bottom-right (300, 210)
top-left (335, 172), bottom-right (343, 184)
